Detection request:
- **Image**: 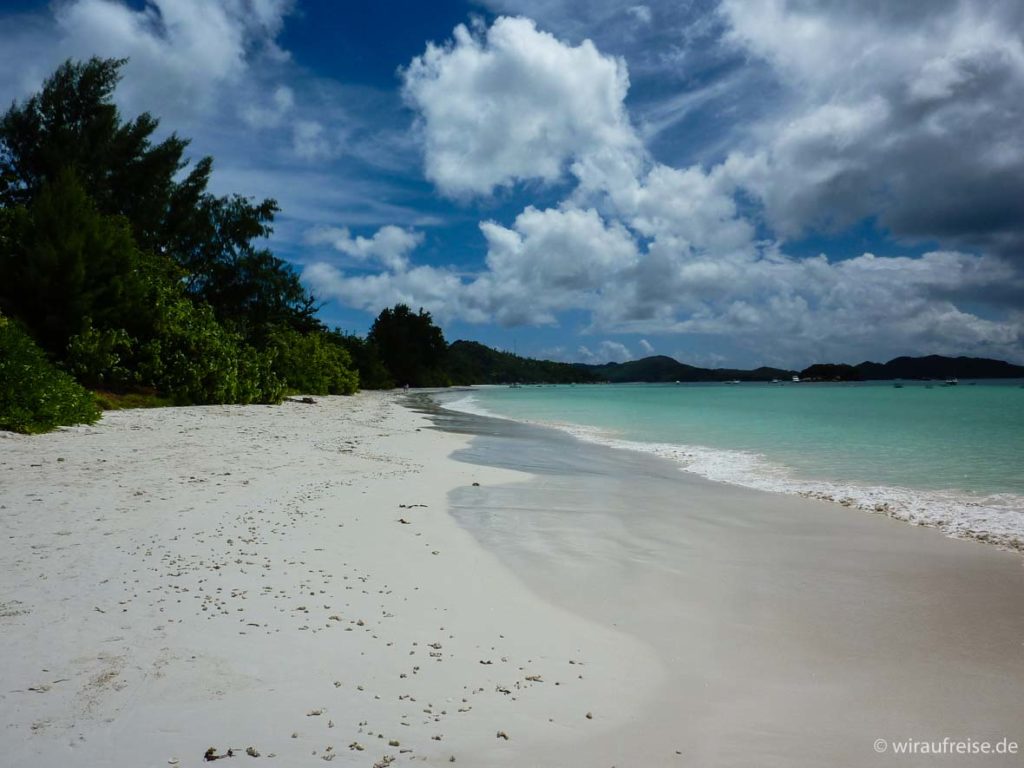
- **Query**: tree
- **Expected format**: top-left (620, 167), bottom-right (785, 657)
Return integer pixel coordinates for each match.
top-left (0, 58), bottom-right (200, 253)
top-left (0, 169), bottom-right (151, 354)
top-left (331, 331), bottom-right (394, 390)
top-left (0, 57), bottom-right (318, 341)
top-left (367, 304), bottom-right (449, 387)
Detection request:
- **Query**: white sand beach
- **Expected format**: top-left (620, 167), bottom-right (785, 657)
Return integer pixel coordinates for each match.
top-left (2, 392), bottom-right (1023, 767)
top-left (0, 393), bottom-right (660, 767)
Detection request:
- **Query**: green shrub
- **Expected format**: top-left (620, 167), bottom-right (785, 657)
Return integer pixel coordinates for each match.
top-left (268, 327), bottom-right (359, 395)
top-left (140, 292), bottom-right (282, 405)
top-left (237, 344), bottom-right (285, 405)
top-left (66, 319), bottom-right (136, 390)
top-left (0, 315), bottom-right (100, 433)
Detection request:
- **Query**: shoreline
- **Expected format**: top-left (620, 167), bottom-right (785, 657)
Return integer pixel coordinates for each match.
top-left (439, 388), bottom-right (1024, 552)
top-left (422, 393), bottom-right (1024, 767)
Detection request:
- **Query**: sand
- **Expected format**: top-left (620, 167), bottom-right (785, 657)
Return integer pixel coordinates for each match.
top-left (0, 392), bottom-right (659, 767)
top-left (2, 391), bottom-right (1022, 767)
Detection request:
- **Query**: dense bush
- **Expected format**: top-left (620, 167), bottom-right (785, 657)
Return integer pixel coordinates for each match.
top-left (140, 291), bottom-right (283, 405)
top-left (268, 327), bottom-right (359, 395)
top-left (66, 320), bottom-right (136, 390)
top-left (63, 285), bottom-right (285, 405)
top-left (0, 315), bottom-right (100, 433)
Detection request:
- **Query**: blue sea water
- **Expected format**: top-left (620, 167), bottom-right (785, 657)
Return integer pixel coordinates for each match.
top-left (444, 381), bottom-right (1024, 548)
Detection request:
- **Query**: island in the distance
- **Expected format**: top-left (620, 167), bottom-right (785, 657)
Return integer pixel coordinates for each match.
top-left (448, 342), bottom-right (1024, 385)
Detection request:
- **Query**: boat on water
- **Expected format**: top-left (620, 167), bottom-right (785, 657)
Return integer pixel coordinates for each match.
top-left (726, 379), bottom-right (741, 385)
top-left (791, 375), bottom-right (801, 383)
top-left (945, 377), bottom-right (959, 386)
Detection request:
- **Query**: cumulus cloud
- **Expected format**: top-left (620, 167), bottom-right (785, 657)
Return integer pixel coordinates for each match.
top-left (304, 205), bottom-right (638, 326)
top-left (50, 0), bottom-right (294, 122)
top-left (401, 16), bottom-right (641, 197)
top-left (306, 225), bottom-right (425, 272)
top-left (599, 247), bottom-right (1024, 364)
top-left (719, 0), bottom-right (1024, 255)
top-left (302, 261), bottom-right (478, 322)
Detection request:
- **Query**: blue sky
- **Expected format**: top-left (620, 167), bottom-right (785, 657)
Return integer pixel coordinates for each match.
top-left (2, 0), bottom-right (1022, 367)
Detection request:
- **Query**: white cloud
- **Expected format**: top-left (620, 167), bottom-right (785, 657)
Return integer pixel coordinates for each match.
top-left (576, 340), bottom-right (635, 363)
top-left (51, 0), bottom-right (294, 122)
top-left (302, 261), bottom-right (480, 322)
top-left (306, 225), bottom-right (424, 272)
top-left (473, 205), bottom-right (640, 325)
top-left (304, 205), bottom-right (639, 326)
top-left (401, 16), bottom-right (641, 197)
top-left (638, 338), bottom-right (654, 354)
top-left (718, 0), bottom-right (1024, 253)
top-left (598, 247), bottom-right (1024, 364)
top-left (242, 84), bottom-right (294, 128)
top-left (481, 206), bottom-right (638, 290)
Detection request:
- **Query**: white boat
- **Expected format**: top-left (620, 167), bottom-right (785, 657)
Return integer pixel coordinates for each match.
top-left (791, 375), bottom-right (801, 383)
top-left (726, 379), bottom-right (741, 385)
top-left (944, 377), bottom-right (959, 386)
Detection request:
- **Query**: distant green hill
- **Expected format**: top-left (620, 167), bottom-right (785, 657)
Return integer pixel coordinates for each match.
top-left (585, 356), bottom-right (795, 382)
top-left (797, 355), bottom-right (1024, 381)
top-left (446, 340), bottom-right (599, 384)
top-left (444, 345), bottom-right (1024, 385)
top-left (853, 355), bottom-right (1024, 380)
top-left (798, 363), bottom-right (862, 381)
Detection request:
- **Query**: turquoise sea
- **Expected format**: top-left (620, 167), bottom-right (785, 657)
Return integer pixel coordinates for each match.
top-left (445, 381), bottom-right (1024, 548)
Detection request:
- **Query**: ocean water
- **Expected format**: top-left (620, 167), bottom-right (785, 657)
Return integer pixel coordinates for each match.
top-left (443, 381), bottom-right (1024, 549)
